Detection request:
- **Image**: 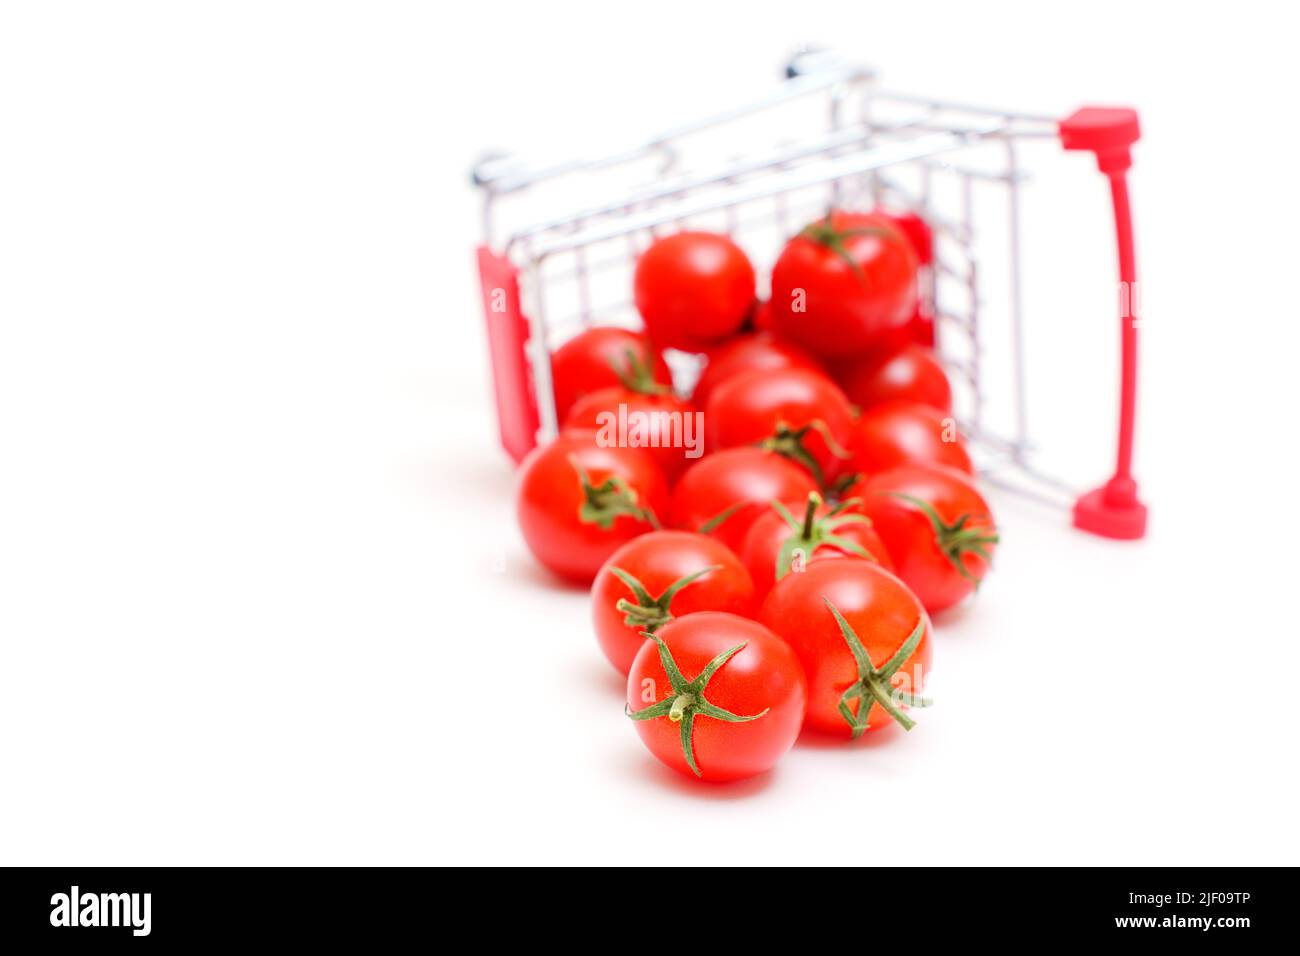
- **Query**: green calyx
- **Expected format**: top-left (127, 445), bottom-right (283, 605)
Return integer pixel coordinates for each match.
top-left (626, 635), bottom-right (769, 777)
top-left (885, 492), bottom-right (999, 584)
top-left (770, 492), bottom-right (880, 582)
top-left (798, 215), bottom-right (893, 285)
top-left (570, 457), bottom-right (660, 530)
top-left (823, 599), bottom-right (932, 738)
top-left (758, 419), bottom-right (851, 490)
top-left (610, 348), bottom-right (672, 396)
top-left (609, 565), bottom-right (720, 635)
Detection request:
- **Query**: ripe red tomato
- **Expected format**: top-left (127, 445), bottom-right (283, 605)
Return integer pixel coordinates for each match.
top-left (550, 327), bottom-right (672, 422)
top-left (515, 432), bottom-right (667, 584)
top-left (760, 559), bottom-right (932, 738)
top-left (626, 612), bottom-right (806, 781)
top-left (769, 211), bottom-right (919, 358)
top-left (563, 386), bottom-right (700, 484)
top-left (872, 208), bottom-right (932, 264)
top-left (634, 232), bottom-right (756, 352)
top-left (691, 332), bottom-right (825, 409)
top-left (669, 447), bottom-right (819, 555)
top-left (591, 531), bottom-right (755, 675)
top-left (740, 492), bottom-right (893, 599)
top-left (835, 344), bottom-right (952, 413)
top-left (850, 464), bottom-right (999, 614)
top-left (845, 401), bottom-right (973, 477)
top-left (705, 367), bottom-right (855, 488)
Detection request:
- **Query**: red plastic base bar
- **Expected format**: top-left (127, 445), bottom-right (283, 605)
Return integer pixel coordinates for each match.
top-left (1073, 477), bottom-right (1147, 540)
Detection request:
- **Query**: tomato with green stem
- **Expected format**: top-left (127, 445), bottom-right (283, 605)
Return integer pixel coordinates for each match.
top-left (591, 531), bottom-right (755, 675)
top-left (845, 400), bottom-right (973, 478)
top-left (669, 447), bottom-right (819, 555)
top-left (769, 211), bottom-right (919, 358)
top-left (848, 463), bottom-right (999, 614)
top-left (626, 612), bottom-right (806, 781)
top-left (705, 367), bottom-right (855, 488)
top-left (634, 232), bottom-right (756, 352)
top-left (759, 559), bottom-right (933, 738)
top-left (740, 492), bottom-right (893, 599)
top-left (515, 432), bottom-right (667, 584)
top-left (550, 327), bottom-right (672, 422)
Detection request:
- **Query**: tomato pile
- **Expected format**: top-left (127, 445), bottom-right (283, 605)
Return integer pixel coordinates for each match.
top-left (515, 213), bottom-right (1000, 783)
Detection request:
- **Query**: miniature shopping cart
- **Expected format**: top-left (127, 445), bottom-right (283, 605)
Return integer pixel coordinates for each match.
top-left (470, 50), bottom-right (1148, 540)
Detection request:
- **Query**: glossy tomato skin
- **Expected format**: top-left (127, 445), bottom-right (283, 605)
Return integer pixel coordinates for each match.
top-left (627, 612), bottom-right (806, 782)
top-left (669, 447), bottom-right (819, 555)
top-left (634, 232), bottom-right (756, 352)
top-left (515, 432), bottom-right (667, 584)
top-left (551, 328), bottom-right (672, 422)
top-left (563, 386), bottom-right (700, 485)
top-left (705, 367), bottom-right (855, 484)
top-left (592, 531), bottom-right (755, 675)
top-left (845, 400), bottom-right (973, 478)
top-left (740, 501), bottom-right (893, 599)
top-left (691, 332), bottom-right (825, 409)
top-left (769, 211), bottom-right (919, 359)
top-left (835, 344), bottom-right (952, 413)
top-left (760, 560), bottom-right (932, 737)
top-left (851, 464), bottom-right (997, 614)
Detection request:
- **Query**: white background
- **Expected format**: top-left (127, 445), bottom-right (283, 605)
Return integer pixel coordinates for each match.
top-left (2, 2), bottom-right (1298, 865)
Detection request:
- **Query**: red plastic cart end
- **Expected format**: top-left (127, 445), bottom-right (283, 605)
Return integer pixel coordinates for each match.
top-left (1060, 106), bottom-right (1148, 540)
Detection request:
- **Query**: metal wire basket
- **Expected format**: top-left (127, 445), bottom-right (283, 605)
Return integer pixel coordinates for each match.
top-left (471, 50), bottom-right (1148, 539)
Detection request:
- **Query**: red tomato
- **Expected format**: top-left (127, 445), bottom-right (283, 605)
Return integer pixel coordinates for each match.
top-left (691, 332), bottom-right (824, 409)
top-left (669, 447), bottom-right (819, 555)
top-left (836, 344), bottom-right (952, 413)
top-left (845, 400), bottom-right (973, 477)
top-left (740, 492), bottom-right (893, 599)
top-left (591, 531), bottom-right (755, 675)
top-left (564, 386), bottom-right (700, 484)
top-left (769, 211), bottom-right (919, 358)
top-left (550, 327), bottom-right (672, 422)
top-left (626, 612), bottom-right (806, 781)
top-left (634, 232), bottom-right (756, 352)
top-left (705, 367), bottom-right (855, 488)
top-left (873, 208), bottom-right (932, 264)
top-left (515, 432), bottom-right (667, 584)
top-left (850, 464), bottom-right (998, 614)
top-left (760, 559), bottom-right (932, 738)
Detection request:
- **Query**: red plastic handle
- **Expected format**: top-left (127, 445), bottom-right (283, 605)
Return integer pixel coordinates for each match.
top-left (1060, 107), bottom-right (1148, 539)
top-left (476, 246), bottom-right (539, 464)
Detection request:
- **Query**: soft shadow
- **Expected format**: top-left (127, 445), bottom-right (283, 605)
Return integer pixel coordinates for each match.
top-left (796, 719), bottom-right (904, 750)
top-left (511, 556), bottom-right (593, 594)
top-left (573, 656), bottom-right (627, 699)
top-left (612, 748), bottom-right (778, 800)
top-left (929, 599), bottom-right (977, 628)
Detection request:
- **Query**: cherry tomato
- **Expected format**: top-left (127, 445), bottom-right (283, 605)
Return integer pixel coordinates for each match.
top-left (591, 531), bottom-right (755, 675)
top-left (564, 386), bottom-right (700, 484)
top-left (626, 612), bottom-right (806, 781)
top-left (845, 400), bottom-right (973, 478)
top-left (740, 492), bottom-right (893, 599)
top-left (515, 432), bottom-right (667, 584)
top-left (669, 447), bottom-right (819, 555)
top-left (769, 211), bottom-right (919, 358)
top-left (849, 464), bottom-right (998, 614)
top-left (872, 208), bottom-right (932, 264)
top-left (705, 367), bottom-right (855, 488)
top-left (691, 332), bottom-right (825, 409)
top-left (551, 327), bottom-right (672, 422)
top-left (634, 232), bottom-right (756, 352)
top-left (760, 559), bottom-right (932, 738)
top-left (835, 344), bottom-right (952, 413)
